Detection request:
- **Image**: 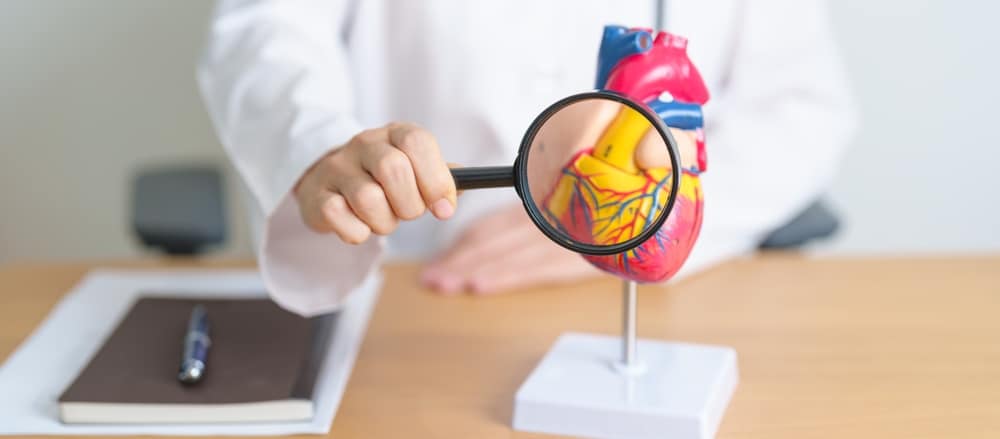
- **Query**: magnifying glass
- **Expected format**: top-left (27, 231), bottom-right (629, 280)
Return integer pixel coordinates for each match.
top-left (449, 91), bottom-right (681, 256)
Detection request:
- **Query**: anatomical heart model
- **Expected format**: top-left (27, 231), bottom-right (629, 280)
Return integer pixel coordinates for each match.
top-left (512, 27), bottom-right (736, 439)
top-left (542, 26), bottom-right (709, 283)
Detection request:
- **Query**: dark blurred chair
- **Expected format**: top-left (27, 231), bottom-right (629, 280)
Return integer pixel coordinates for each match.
top-left (758, 200), bottom-right (840, 250)
top-left (131, 165), bottom-right (226, 255)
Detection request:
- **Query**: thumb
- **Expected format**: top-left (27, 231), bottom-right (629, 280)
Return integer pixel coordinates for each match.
top-left (635, 128), bottom-right (695, 170)
top-left (447, 163), bottom-right (466, 197)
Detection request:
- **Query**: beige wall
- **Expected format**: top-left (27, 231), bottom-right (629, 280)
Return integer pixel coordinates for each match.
top-left (0, 2), bottom-right (250, 262)
top-left (1, 1), bottom-right (998, 263)
top-left (825, 1), bottom-right (1000, 254)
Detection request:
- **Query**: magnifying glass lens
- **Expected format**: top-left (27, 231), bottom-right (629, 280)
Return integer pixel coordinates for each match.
top-left (522, 96), bottom-right (678, 254)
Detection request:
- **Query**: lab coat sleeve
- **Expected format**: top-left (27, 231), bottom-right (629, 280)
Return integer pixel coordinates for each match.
top-left (678, 0), bottom-right (858, 277)
top-left (197, 0), bottom-right (381, 316)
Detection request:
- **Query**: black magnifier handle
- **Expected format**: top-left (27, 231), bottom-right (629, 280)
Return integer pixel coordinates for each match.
top-left (450, 166), bottom-right (515, 190)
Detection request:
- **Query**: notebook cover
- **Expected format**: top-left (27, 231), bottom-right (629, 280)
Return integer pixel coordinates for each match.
top-left (59, 297), bottom-right (334, 406)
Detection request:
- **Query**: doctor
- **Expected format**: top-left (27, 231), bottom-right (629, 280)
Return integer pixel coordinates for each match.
top-left (198, 0), bottom-right (856, 316)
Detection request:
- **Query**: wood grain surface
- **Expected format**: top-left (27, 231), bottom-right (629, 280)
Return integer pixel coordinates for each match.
top-left (2, 253), bottom-right (998, 438)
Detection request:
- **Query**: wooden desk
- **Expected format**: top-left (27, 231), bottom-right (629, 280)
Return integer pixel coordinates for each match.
top-left (2, 254), bottom-right (999, 438)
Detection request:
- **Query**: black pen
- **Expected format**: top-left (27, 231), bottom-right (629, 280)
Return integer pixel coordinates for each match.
top-left (178, 304), bottom-right (211, 384)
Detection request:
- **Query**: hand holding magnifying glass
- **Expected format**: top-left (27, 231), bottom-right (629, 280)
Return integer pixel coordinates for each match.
top-left (297, 90), bottom-right (680, 283)
top-left (295, 122), bottom-right (459, 245)
top-left (305, 101), bottom-right (698, 287)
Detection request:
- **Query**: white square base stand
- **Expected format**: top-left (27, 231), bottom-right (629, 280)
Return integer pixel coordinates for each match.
top-left (513, 333), bottom-right (738, 439)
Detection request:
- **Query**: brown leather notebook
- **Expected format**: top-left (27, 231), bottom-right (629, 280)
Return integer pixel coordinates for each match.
top-left (58, 297), bottom-right (335, 424)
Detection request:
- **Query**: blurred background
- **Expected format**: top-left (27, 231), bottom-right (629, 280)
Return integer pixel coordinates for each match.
top-left (1, 1), bottom-right (998, 263)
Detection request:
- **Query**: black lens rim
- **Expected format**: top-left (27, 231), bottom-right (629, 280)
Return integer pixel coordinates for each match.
top-left (513, 90), bottom-right (682, 256)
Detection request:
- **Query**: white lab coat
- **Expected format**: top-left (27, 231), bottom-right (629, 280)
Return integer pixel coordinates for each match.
top-left (198, 0), bottom-right (856, 316)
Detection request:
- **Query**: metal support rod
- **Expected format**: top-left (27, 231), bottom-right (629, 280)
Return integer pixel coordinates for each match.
top-left (622, 280), bottom-right (637, 367)
top-left (654, 0), bottom-right (666, 30)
